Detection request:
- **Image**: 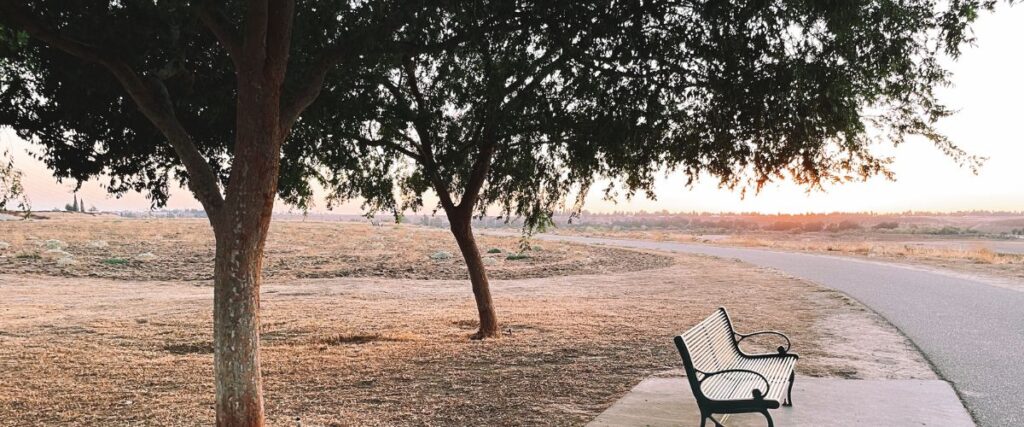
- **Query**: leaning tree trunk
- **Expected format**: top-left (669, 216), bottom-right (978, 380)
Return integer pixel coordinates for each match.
top-left (447, 211), bottom-right (499, 339)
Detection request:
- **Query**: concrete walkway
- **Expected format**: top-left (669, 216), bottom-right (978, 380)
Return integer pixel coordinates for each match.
top-left (532, 234), bottom-right (1024, 426)
top-left (589, 376), bottom-right (973, 427)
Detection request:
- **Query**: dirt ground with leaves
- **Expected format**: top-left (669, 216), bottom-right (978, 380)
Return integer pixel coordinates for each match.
top-left (0, 217), bottom-right (933, 426)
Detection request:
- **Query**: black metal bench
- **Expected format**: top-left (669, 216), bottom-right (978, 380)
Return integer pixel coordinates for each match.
top-left (673, 308), bottom-right (798, 427)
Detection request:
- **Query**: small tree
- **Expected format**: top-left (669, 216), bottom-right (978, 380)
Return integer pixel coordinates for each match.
top-left (294, 1), bottom-right (1000, 339)
top-left (0, 149), bottom-right (29, 214)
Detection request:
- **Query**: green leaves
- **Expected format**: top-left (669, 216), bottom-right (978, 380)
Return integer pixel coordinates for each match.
top-left (299, 0), bottom-right (999, 236)
top-left (0, 149), bottom-right (30, 213)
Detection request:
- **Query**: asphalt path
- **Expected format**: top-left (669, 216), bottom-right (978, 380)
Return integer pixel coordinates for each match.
top-left (533, 234), bottom-right (1024, 426)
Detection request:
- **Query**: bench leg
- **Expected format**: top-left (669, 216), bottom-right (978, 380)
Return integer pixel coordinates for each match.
top-left (701, 414), bottom-right (726, 427)
top-left (760, 409), bottom-right (775, 427)
top-left (784, 371), bottom-right (795, 407)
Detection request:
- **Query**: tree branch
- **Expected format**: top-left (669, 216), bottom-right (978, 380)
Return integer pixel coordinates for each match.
top-left (279, 47), bottom-right (349, 132)
top-left (459, 140), bottom-right (497, 212)
top-left (195, 3), bottom-right (242, 68)
top-left (350, 134), bottom-right (421, 161)
top-left (265, 0), bottom-right (295, 82)
top-left (397, 56), bottom-right (456, 211)
top-left (240, 0), bottom-right (269, 68)
top-left (0, 2), bottom-right (225, 216)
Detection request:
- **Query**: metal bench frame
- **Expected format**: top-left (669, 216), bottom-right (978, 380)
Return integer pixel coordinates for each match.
top-left (673, 308), bottom-right (799, 427)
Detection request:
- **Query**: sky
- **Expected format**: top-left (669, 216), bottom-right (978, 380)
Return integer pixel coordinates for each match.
top-left (2, 6), bottom-right (1022, 215)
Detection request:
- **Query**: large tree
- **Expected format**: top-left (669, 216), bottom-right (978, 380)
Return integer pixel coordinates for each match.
top-left (0, 1), bottom-right (409, 425)
top-left (287, 0), bottom-right (1000, 339)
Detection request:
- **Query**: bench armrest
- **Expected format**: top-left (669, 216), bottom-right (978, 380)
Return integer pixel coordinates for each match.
top-left (698, 368), bottom-right (771, 400)
top-left (736, 330), bottom-right (791, 355)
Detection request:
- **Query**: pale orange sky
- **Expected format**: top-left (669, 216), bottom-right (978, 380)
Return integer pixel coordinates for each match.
top-left (2, 6), bottom-right (1022, 214)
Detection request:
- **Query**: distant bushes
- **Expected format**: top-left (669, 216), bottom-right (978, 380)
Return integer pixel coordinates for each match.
top-left (766, 221), bottom-right (802, 232)
top-left (872, 221), bottom-right (899, 230)
top-left (825, 220), bottom-right (862, 232)
top-left (800, 222), bottom-right (825, 232)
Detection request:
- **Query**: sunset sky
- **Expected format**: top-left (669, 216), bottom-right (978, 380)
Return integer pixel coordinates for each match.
top-left (2, 6), bottom-right (1022, 215)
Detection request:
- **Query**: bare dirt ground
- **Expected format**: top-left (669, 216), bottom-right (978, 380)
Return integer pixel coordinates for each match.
top-left (0, 218), bottom-right (933, 426)
top-left (553, 228), bottom-right (1024, 283)
top-left (0, 216), bottom-right (673, 281)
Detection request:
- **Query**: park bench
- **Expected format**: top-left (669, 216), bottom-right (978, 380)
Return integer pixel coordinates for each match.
top-left (673, 308), bottom-right (798, 427)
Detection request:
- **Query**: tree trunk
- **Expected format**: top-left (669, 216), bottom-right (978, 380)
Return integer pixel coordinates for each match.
top-left (448, 212), bottom-right (499, 339)
top-left (209, 74), bottom-right (284, 426)
top-left (212, 229), bottom-right (266, 427)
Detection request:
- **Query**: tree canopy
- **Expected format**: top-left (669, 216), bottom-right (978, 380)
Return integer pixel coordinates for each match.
top-left (289, 0), bottom-right (995, 229)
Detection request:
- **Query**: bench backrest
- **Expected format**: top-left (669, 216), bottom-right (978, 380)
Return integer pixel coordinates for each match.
top-left (673, 308), bottom-right (744, 401)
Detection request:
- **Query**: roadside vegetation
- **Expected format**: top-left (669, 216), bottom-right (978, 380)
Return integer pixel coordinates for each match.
top-left (541, 212), bottom-right (1024, 282)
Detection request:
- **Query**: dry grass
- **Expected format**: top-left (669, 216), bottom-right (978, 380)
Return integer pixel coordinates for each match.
top-left (0, 217), bottom-right (673, 281)
top-left (0, 265), bottom-right (929, 426)
top-left (0, 218), bottom-right (933, 426)
top-left (554, 228), bottom-right (1024, 281)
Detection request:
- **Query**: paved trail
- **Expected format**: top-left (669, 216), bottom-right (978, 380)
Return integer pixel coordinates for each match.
top-left (535, 234), bottom-right (1024, 426)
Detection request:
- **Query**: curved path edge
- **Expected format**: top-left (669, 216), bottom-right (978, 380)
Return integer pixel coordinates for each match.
top-left (529, 233), bottom-right (1024, 427)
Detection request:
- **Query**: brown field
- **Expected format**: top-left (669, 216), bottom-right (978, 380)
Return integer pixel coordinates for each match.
top-left (553, 228), bottom-right (1024, 283)
top-left (0, 217), bottom-right (932, 426)
top-left (0, 216), bottom-right (673, 281)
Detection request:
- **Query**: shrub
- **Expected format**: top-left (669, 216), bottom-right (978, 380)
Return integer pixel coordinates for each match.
top-left (765, 221), bottom-right (801, 232)
top-left (506, 253), bottom-right (530, 261)
top-left (873, 221), bottom-right (899, 230)
top-left (87, 240), bottom-right (109, 249)
top-left (15, 251), bottom-right (40, 259)
top-left (44, 239), bottom-right (66, 250)
top-left (528, 244), bottom-right (543, 251)
top-left (135, 252), bottom-right (158, 261)
top-left (826, 220), bottom-right (862, 232)
top-left (102, 257), bottom-right (130, 265)
top-left (56, 257), bottom-right (76, 267)
top-left (0, 241), bottom-right (9, 251)
top-left (486, 248), bottom-right (502, 254)
top-left (800, 222), bottom-right (825, 232)
top-left (43, 249), bottom-right (71, 259)
top-left (429, 251), bottom-right (453, 260)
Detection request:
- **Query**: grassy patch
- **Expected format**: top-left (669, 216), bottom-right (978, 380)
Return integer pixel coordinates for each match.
top-left (506, 253), bottom-right (530, 261)
top-left (486, 248), bottom-right (503, 254)
top-left (102, 257), bottom-right (130, 265)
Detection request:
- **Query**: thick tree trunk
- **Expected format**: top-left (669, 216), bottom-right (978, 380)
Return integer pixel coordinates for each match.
top-left (448, 212), bottom-right (499, 339)
top-left (212, 230), bottom-right (266, 427)
top-left (209, 75), bottom-right (284, 426)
